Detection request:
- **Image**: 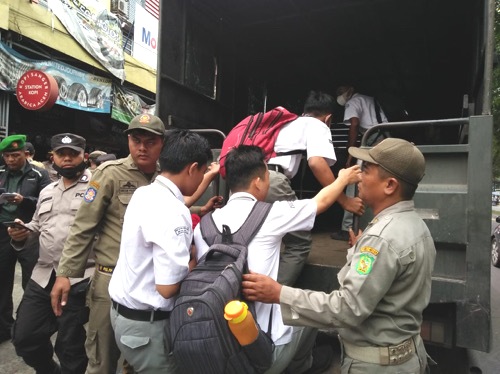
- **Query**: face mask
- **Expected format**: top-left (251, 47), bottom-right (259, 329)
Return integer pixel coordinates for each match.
top-left (53, 161), bottom-right (86, 179)
top-left (337, 94), bottom-right (347, 106)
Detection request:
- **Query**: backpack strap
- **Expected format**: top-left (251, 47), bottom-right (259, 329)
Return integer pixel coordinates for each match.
top-left (200, 201), bottom-right (272, 247)
top-left (374, 98), bottom-right (383, 124)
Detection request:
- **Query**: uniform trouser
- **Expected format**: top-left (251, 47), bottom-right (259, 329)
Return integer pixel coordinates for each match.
top-left (340, 335), bottom-right (429, 374)
top-left (0, 230), bottom-right (38, 339)
top-left (265, 170), bottom-right (312, 287)
top-left (12, 275), bottom-right (89, 374)
top-left (340, 184), bottom-right (355, 232)
top-left (265, 326), bottom-right (317, 374)
top-left (340, 134), bottom-right (384, 233)
top-left (85, 270), bottom-right (122, 374)
top-left (110, 306), bottom-right (178, 374)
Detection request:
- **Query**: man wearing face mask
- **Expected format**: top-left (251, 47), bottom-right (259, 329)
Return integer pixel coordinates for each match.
top-left (0, 134), bottom-right (51, 344)
top-left (265, 91), bottom-right (364, 286)
top-left (8, 133), bottom-right (93, 374)
top-left (332, 86), bottom-right (388, 241)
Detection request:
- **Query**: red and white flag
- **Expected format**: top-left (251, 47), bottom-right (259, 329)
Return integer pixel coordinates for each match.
top-left (145, 0), bottom-right (160, 19)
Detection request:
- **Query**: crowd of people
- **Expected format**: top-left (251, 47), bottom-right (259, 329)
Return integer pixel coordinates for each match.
top-left (0, 90), bottom-right (435, 374)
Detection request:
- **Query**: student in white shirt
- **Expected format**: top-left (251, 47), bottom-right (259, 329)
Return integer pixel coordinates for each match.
top-left (109, 129), bottom-right (212, 373)
top-left (193, 145), bottom-right (361, 373)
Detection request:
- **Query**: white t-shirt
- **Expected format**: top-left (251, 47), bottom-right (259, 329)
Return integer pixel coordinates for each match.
top-left (267, 116), bottom-right (337, 179)
top-left (193, 192), bottom-right (317, 346)
top-left (109, 175), bottom-right (191, 311)
top-left (344, 93), bottom-right (388, 132)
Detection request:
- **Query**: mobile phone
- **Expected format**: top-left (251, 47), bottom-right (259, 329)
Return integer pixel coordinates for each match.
top-left (2, 221), bottom-right (33, 231)
top-left (1, 193), bottom-right (17, 199)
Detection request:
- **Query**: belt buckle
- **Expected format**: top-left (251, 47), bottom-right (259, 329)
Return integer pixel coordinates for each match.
top-left (388, 339), bottom-right (413, 365)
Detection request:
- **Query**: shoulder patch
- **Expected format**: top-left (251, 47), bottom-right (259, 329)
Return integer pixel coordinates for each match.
top-left (89, 181), bottom-right (100, 189)
top-left (360, 246), bottom-right (379, 256)
top-left (84, 187), bottom-right (98, 203)
top-left (356, 253), bottom-right (375, 275)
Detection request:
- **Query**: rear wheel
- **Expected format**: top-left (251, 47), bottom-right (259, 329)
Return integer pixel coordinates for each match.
top-left (491, 237), bottom-right (500, 267)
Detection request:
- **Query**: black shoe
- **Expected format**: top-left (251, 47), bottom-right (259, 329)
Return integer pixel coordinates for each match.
top-left (304, 344), bottom-right (334, 374)
top-left (330, 230), bottom-right (349, 241)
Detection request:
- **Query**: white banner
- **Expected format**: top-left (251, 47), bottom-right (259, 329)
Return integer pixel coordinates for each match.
top-left (48, 0), bottom-right (125, 81)
top-left (133, 4), bottom-right (158, 70)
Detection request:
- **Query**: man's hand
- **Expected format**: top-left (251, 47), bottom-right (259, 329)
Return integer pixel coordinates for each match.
top-left (348, 227), bottom-right (363, 246)
top-left (337, 165), bottom-right (362, 185)
top-left (7, 193), bottom-right (24, 205)
top-left (242, 272), bottom-right (282, 304)
top-left (200, 195), bottom-right (224, 216)
top-left (206, 162), bottom-right (220, 180)
top-left (50, 276), bottom-right (71, 316)
top-left (7, 219), bottom-right (30, 242)
top-left (342, 196), bottom-right (365, 215)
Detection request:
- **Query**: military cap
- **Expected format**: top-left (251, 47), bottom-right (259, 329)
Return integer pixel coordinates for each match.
top-left (348, 138), bottom-right (425, 186)
top-left (25, 142), bottom-right (36, 155)
top-left (0, 135), bottom-right (27, 152)
top-left (124, 113), bottom-right (165, 136)
top-left (96, 153), bottom-right (116, 166)
top-left (88, 150), bottom-right (106, 161)
top-left (51, 133), bottom-right (86, 152)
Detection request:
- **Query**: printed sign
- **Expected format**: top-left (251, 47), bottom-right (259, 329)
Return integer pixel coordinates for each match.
top-left (133, 4), bottom-right (158, 70)
top-left (0, 42), bottom-right (112, 113)
top-left (48, 0), bottom-right (125, 81)
top-left (16, 70), bottom-right (59, 111)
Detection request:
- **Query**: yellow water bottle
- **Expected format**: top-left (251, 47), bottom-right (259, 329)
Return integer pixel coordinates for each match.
top-left (224, 300), bottom-right (259, 346)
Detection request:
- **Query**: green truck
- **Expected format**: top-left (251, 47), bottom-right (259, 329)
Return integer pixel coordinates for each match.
top-left (157, 0), bottom-right (494, 371)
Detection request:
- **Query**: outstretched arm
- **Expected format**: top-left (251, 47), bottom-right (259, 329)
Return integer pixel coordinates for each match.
top-left (185, 162), bottom-right (220, 207)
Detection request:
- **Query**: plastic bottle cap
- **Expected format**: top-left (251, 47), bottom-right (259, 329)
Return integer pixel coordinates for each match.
top-left (224, 300), bottom-right (248, 323)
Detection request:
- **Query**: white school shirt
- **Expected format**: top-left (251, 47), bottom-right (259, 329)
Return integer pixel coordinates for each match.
top-left (109, 175), bottom-right (191, 311)
top-left (344, 93), bottom-right (388, 132)
top-left (193, 192), bottom-right (317, 346)
top-left (267, 116), bottom-right (337, 179)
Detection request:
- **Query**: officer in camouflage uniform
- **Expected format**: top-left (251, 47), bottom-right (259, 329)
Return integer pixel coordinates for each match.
top-left (242, 138), bottom-right (436, 374)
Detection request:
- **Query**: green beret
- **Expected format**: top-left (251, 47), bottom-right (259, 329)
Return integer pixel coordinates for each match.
top-left (0, 135), bottom-right (27, 152)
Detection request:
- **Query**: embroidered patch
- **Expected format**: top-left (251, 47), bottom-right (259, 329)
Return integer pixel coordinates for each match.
top-left (84, 187), bottom-right (97, 203)
top-left (80, 174), bottom-right (89, 182)
top-left (89, 181), bottom-right (100, 189)
top-left (356, 253), bottom-right (375, 275)
top-left (360, 246), bottom-right (379, 256)
top-left (119, 180), bottom-right (137, 194)
top-left (174, 226), bottom-right (190, 236)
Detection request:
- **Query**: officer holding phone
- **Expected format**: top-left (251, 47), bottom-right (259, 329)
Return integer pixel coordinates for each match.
top-left (0, 134), bottom-right (50, 344)
top-left (7, 133), bottom-right (93, 374)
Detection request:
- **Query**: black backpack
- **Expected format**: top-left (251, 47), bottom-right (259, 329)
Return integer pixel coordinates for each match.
top-left (169, 201), bottom-right (274, 374)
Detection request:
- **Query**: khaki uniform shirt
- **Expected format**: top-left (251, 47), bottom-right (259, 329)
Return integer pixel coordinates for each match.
top-left (280, 200), bottom-right (436, 346)
top-left (57, 155), bottom-right (158, 278)
top-left (12, 170), bottom-right (94, 287)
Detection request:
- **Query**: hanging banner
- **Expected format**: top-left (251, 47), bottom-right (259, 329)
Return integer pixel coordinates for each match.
top-left (0, 42), bottom-right (112, 113)
top-left (112, 84), bottom-right (155, 124)
top-left (48, 0), bottom-right (125, 81)
top-left (133, 4), bottom-right (158, 70)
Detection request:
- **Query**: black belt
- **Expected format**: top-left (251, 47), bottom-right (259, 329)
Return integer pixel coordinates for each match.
top-left (112, 300), bottom-right (170, 322)
top-left (267, 164), bottom-right (284, 174)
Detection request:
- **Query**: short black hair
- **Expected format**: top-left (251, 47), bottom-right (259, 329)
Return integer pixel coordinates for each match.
top-left (303, 91), bottom-right (335, 117)
top-left (377, 165), bottom-right (417, 200)
top-left (159, 129), bottom-right (212, 173)
top-left (225, 145), bottom-right (267, 191)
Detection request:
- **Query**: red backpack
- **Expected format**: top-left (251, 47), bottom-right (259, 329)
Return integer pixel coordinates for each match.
top-left (219, 107), bottom-right (300, 178)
